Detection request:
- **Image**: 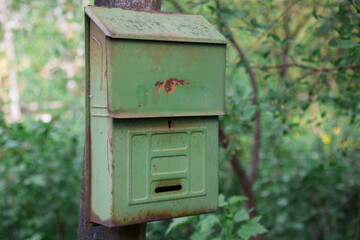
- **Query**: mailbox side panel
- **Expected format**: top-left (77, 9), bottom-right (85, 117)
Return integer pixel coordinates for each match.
top-left (88, 21), bottom-right (114, 225)
top-left (106, 40), bottom-right (226, 118)
top-left (111, 117), bottom-right (219, 226)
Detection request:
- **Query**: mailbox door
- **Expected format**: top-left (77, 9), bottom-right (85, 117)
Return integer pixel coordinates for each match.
top-left (110, 116), bottom-right (218, 226)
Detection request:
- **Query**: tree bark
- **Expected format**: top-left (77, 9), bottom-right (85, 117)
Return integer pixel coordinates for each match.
top-left (219, 126), bottom-right (259, 218)
top-left (356, 190), bottom-right (360, 240)
top-left (1, 1), bottom-right (21, 123)
top-left (94, 0), bottom-right (161, 11)
top-left (78, 1), bottom-right (162, 239)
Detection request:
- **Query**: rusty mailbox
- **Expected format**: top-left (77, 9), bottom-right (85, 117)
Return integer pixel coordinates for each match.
top-left (84, 6), bottom-right (226, 227)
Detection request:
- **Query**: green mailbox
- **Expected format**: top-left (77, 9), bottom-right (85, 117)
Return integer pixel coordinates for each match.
top-left (84, 6), bottom-right (226, 227)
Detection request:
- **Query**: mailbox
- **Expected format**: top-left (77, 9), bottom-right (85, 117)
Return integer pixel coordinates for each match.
top-left (84, 6), bottom-right (226, 227)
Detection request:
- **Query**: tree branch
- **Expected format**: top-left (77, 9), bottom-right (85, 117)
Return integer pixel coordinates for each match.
top-left (280, 1), bottom-right (291, 79)
top-left (215, 0), bottom-right (261, 185)
top-left (349, 0), bottom-right (360, 14)
top-left (219, 125), bottom-right (259, 218)
top-left (252, 63), bottom-right (359, 72)
top-left (168, 0), bottom-right (184, 13)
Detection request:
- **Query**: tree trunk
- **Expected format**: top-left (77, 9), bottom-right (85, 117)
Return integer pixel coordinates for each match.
top-left (78, 1), bottom-right (161, 239)
top-left (356, 190), bottom-right (360, 240)
top-left (1, 1), bottom-right (21, 123)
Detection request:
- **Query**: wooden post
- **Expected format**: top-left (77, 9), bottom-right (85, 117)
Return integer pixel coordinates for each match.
top-left (77, 1), bottom-right (162, 239)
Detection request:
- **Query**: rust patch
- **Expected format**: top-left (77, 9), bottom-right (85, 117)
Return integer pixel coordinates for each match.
top-left (155, 78), bottom-right (189, 95)
top-left (107, 139), bottom-right (111, 176)
top-left (153, 164), bottom-right (158, 172)
top-left (108, 131), bottom-right (113, 152)
top-left (138, 104), bottom-right (141, 108)
top-left (90, 202), bottom-right (217, 227)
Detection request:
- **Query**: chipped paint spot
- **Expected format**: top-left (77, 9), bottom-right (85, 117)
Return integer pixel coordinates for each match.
top-left (155, 78), bottom-right (189, 95)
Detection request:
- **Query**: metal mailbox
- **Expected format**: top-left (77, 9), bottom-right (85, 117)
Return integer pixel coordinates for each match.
top-left (84, 6), bottom-right (227, 227)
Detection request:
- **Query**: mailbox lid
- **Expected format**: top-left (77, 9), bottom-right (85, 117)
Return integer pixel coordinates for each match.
top-left (106, 39), bottom-right (226, 118)
top-left (85, 6), bottom-right (227, 44)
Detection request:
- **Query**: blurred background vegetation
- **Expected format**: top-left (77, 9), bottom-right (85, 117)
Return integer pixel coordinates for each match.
top-left (0, 0), bottom-right (359, 239)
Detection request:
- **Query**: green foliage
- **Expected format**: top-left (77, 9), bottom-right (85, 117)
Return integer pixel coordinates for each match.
top-left (0, 113), bottom-right (83, 239)
top-left (163, 195), bottom-right (267, 240)
top-left (237, 217), bottom-right (267, 240)
top-left (163, 0), bottom-right (360, 239)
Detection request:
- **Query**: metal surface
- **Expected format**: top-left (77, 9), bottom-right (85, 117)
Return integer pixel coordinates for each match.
top-left (83, 4), bottom-right (225, 228)
top-left (106, 38), bottom-right (226, 118)
top-left (85, 6), bottom-right (227, 44)
top-left (78, 158), bottom-right (146, 239)
top-left (90, 117), bottom-right (218, 227)
top-left (94, 0), bottom-right (162, 12)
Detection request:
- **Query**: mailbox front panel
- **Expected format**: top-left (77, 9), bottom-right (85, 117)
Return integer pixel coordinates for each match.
top-left (106, 39), bottom-right (226, 118)
top-left (89, 117), bottom-right (219, 227)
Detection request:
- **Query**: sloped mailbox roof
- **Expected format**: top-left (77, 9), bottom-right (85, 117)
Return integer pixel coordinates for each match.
top-left (85, 6), bottom-right (227, 44)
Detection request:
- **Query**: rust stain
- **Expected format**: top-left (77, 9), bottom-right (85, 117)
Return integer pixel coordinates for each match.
top-left (155, 78), bottom-right (189, 95)
top-left (108, 131), bottom-right (113, 151)
top-left (107, 139), bottom-right (111, 176)
top-left (138, 104), bottom-right (141, 108)
top-left (153, 164), bottom-right (158, 172)
top-left (90, 203), bottom-right (217, 227)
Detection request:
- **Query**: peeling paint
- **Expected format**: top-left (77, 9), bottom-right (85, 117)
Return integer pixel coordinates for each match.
top-left (155, 78), bottom-right (189, 95)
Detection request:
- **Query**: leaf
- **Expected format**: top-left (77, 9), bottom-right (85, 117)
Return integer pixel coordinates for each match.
top-left (5, 140), bottom-right (19, 149)
top-left (276, 198), bottom-right (288, 207)
top-left (312, 8), bottom-right (318, 19)
top-left (219, 194), bottom-right (228, 207)
top-left (200, 214), bottom-right (220, 232)
top-left (337, 40), bottom-right (359, 49)
top-left (166, 216), bottom-right (195, 235)
top-left (228, 196), bottom-right (248, 205)
top-left (328, 38), bottom-right (338, 47)
top-left (242, 105), bottom-right (256, 121)
top-left (234, 10), bottom-right (248, 18)
top-left (190, 229), bottom-right (214, 240)
top-left (251, 30), bottom-right (260, 36)
top-left (318, 22), bottom-right (332, 34)
top-left (207, 6), bottom-right (215, 12)
top-left (234, 209), bottom-right (250, 222)
top-left (237, 217), bottom-right (267, 240)
top-left (27, 233), bottom-right (43, 240)
top-left (269, 33), bottom-right (281, 42)
top-left (250, 17), bottom-right (258, 27)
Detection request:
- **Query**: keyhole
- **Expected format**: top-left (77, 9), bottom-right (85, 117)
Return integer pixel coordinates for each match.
top-left (168, 120), bottom-right (172, 128)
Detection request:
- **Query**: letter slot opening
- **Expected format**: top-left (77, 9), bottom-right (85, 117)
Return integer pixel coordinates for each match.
top-left (155, 184), bottom-right (182, 193)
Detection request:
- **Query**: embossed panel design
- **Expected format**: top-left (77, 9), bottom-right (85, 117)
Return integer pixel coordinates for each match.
top-left (128, 128), bottom-right (207, 205)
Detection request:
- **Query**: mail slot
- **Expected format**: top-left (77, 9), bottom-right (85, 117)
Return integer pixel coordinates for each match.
top-left (84, 6), bottom-right (226, 227)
